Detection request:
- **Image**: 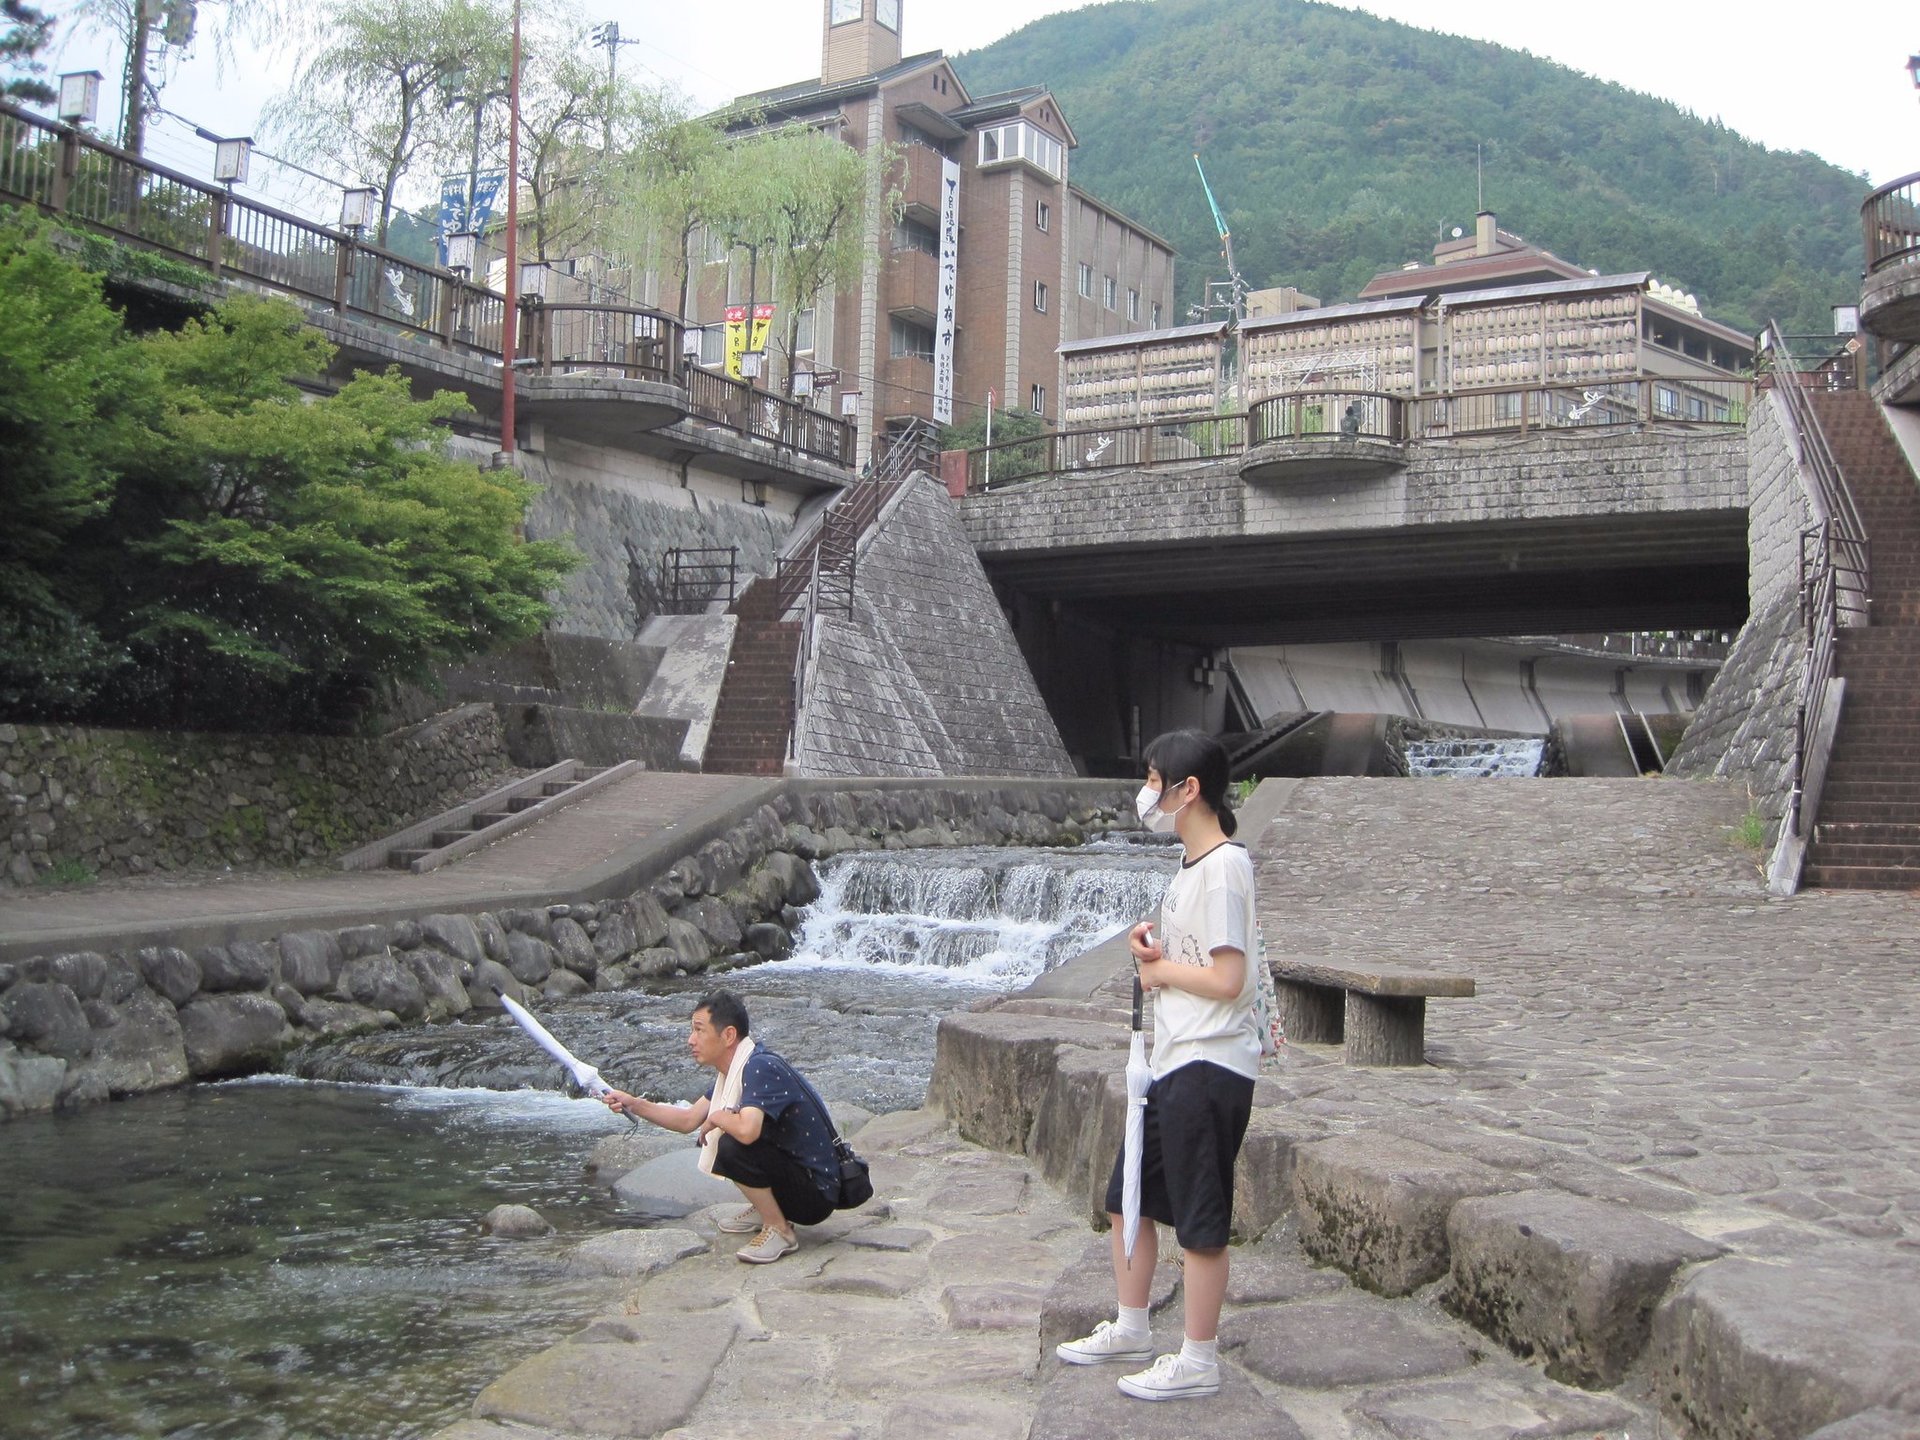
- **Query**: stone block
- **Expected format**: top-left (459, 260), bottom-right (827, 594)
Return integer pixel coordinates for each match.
top-left (611, 1145), bottom-right (738, 1220)
top-left (1446, 1189), bottom-right (1724, 1388)
top-left (468, 1320), bottom-right (737, 1440)
top-left (1292, 1131), bottom-right (1516, 1296)
top-left (404, 951), bottom-right (472, 1021)
top-left (277, 930), bottom-right (342, 995)
top-left (1804, 1412), bottom-right (1920, 1440)
top-left (503, 931), bottom-right (555, 986)
top-left (1350, 1372), bottom-right (1644, 1440)
top-left (482, 1203), bottom-right (552, 1237)
top-left (420, 913), bottom-right (485, 966)
top-left (72, 989), bottom-right (187, 1096)
top-left (336, 924), bottom-right (391, 961)
top-left (135, 946), bottom-right (201, 1006)
top-left (196, 941), bottom-right (274, 993)
top-left (1027, 1044), bottom-right (1128, 1222)
top-left (941, 1281), bottom-right (1047, 1330)
top-left (1234, 1104), bottom-right (1326, 1240)
top-left (549, 917), bottom-right (597, 978)
top-left (1, 980), bottom-right (93, 1059)
top-left (565, 1227), bottom-right (705, 1278)
top-left (1039, 1233), bottom-right (1181, 1349)
top-left (177, 992), bottom-right (290, 1077)
top-left (1651, 1257), bottom-right (1920, 1440)
top-left (1232, 1293), bottom-right (1473, 1387)
top-left (48, 951), bottom-right (109, 1001)
top-left (339, 955), bottom-right (427, 1020)
top-left (0, 1039), bottom-right (67, 1117)
top-left (926, 1008), bottom-right (1127, 1155)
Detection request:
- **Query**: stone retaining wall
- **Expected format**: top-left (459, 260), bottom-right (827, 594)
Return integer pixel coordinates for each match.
top-left (0, 705), bottom-right (516, 889)
top-left (1668, 392), bottom-right (1815, 824)
top-left (0, 782), bottom-right (1131, 1119)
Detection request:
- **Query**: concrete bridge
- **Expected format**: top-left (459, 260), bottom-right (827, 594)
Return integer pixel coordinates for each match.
top-left (959, 425), bottom-right (1748, 647)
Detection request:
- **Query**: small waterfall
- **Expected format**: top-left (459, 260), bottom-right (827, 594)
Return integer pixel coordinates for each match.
top-left (786, 842), bottom-right (1178, 988)
top-left (1406, 737), bottom-right (1545, 778)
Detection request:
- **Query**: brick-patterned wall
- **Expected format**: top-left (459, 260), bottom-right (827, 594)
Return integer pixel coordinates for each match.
top-left (795, 479), bottom-right (1074, 778)
top-left (1666, 392), bottom-right (1810, 820)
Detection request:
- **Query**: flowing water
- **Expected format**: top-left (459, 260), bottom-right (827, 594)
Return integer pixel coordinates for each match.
top-left (0, 840), bottom-right (1177, 1440)
top-left (1405, 737), bottom-right (1545, 778)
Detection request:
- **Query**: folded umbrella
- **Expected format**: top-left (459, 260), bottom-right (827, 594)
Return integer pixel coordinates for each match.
top-left (1121, 974), bottom-right (1152, 1263)
top-left (494, 988), bottom-right (622, 1113)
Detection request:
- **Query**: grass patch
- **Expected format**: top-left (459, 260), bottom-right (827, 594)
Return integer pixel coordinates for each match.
top-left (37, 858), bottom-right (99, 887)
top-left (1730, 811), bottom-right (1769, 851)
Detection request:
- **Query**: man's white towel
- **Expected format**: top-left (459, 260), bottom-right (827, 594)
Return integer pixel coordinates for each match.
top-left (698, 1036), bottom-right (756, 1175)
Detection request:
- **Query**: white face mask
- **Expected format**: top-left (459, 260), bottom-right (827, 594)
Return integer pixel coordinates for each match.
top-left (1135, 781), bottom-right (1188, 834)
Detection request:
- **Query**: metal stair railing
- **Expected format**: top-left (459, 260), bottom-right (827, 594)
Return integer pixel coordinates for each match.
top-left (658, 546), bottom-right (738, 614)
top-left (773, 417), bottom-right (936, 619)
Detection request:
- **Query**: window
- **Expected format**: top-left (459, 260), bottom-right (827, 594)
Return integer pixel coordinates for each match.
top-left (1128, 288), bottom-right (1140, 322)
top-left (1036, 200), bottom-right (1050, 232)
top-left (893, 216), bottom-right (938, 255)
top-left (1103, 276), bottom-right (1117, 310)
top-left (697, 325), bottom-right (725, 365)
top-left (890, 315), bottom-right (934, 361)
top-left (1151, 302), bottom-right (1162, 328)
top-left (1034, 279), bottom-right (1048, 313)
top-left (977, 120), bottom-right (1063, 178)
top-left (794, 308), bottom-right (815, 355)
top-left (1655, 385), bottom-right (1680, 417)
top-left (1077, 263), bottom-right (1093, 298)
top-left (700, 226), bottom-right (728, 265)
top-left (1030, 384), bottom-right (1046, 414)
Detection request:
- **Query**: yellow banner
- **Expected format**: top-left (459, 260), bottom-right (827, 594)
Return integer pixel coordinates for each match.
top-left (725, 303), bottom-right (777, 380)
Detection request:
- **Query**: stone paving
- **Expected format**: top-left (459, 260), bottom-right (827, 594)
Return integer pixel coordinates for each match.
top-left (1250, 777), bottom-right (1920, 1255)
top-left (430, 1107), bottom-right (1676, 1440)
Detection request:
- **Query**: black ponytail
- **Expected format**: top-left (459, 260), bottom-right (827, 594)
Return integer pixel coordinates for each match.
top-left (1143, 729), bottom-right (1236, 836)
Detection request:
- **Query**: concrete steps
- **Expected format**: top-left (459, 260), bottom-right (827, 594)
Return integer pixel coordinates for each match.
top-left (703, 578), bottom-right (801, 776)
top-left (1803, 391), bottom-right (1920, 889)
top-left (337, 758), bottom-right (643, 873)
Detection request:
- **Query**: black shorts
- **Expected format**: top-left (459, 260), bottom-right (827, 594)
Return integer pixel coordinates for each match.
top-left (712, 1134), bottom-right (836, 1227)
top-left (1103, 1060), bottom-right (1255, 1251)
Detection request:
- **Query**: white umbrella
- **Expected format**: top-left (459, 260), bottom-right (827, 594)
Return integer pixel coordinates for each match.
top-left (1121, 974), bottom-right (1152, 1262)
top-left (496, 988), bottom-right (612, 1100)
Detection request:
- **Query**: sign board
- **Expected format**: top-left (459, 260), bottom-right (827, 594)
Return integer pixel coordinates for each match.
top-left (437, 171), bottom-right (505, 263)
top-left (725, 302), bottom-right (777, 380)
top-left (931, 156), bottom-right (961, 425)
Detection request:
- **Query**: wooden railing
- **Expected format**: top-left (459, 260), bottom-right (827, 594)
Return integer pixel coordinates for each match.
top-left (1863, 169), bottom-right (1920, 276)
top-left (0, 99), bottom-right (855, 466)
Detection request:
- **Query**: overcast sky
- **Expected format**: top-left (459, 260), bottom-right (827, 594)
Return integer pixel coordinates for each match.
top-left (43, 0), bottom-right (1920, 218)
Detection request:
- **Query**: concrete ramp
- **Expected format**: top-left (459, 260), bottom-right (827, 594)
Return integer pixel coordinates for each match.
top-left (1554, 715), bottom-right (1643, 777)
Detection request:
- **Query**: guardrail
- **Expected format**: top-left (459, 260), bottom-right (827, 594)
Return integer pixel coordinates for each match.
top-left (0, 99), bottom-right (855, 466)
top-left (658, 546), bottom-right (738, 614)
top-left (1251, 389), bottom-right (1404, 444)
top-left (963, 378), bottom-right (1751, 491)
top-left (1863, 169), bottom-right (1920, 276)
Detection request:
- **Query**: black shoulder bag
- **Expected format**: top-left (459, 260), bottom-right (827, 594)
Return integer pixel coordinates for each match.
top-left (791, 1066), bottom-right (874, 1211)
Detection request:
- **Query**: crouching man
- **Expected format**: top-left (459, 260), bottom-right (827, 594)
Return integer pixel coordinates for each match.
top-left (601, 989), bottom-right (839, 1264)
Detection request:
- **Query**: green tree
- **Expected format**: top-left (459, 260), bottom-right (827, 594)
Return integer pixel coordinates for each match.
top-left (78, 295), bottom-right (579, 730)
top-left (0, 214), bottom-right (154, 710)
top-left (601, 100), bottom-right (726, 319)
top-left (1, 0), bottom-right (55, 104)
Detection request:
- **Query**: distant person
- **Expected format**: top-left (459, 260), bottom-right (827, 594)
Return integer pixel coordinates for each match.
top-left (601, 989), bottom-right (838, 1264)
top-left (1056, 729), bottom-right (1262, 1401)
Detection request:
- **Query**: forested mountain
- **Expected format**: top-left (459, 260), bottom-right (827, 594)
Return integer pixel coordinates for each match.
top-left (953, 0), bottom-right (1867, 334)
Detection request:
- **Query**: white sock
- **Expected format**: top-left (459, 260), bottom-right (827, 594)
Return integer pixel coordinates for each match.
top-left (1182, 1337), bottom-right (1218, 1369)
top-left (1115, 1305), bottom-right (1151, 1339)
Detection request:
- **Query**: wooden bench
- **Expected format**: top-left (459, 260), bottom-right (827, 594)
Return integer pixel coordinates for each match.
top-left (1269, 958), bottom-right (1475, 1066)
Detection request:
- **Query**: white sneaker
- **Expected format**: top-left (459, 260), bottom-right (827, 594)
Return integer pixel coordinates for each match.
top-left (715, 1205), bottom-right (761, 1234)
top-left (1117, 1351), bottom-right (1221, 1401)
top-left (1054, 1320), bottom-right (1153, 1366)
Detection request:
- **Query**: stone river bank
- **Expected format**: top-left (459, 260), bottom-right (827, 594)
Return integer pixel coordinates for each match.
top-left (435, 776), bottom-right (1920, 1440)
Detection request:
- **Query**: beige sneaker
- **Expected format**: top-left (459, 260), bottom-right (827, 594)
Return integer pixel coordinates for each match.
top-left (715, 1205), bottom-right (761, 1234)
top-left (736, 1226), bottom-right (798, 1264)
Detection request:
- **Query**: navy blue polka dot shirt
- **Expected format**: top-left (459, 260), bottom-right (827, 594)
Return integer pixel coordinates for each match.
top-left (708, 1048), bottom-right (840, 1194)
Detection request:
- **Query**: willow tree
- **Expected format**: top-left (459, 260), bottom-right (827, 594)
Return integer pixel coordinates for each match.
top-left (599, 99), bottom-right (725, 317)
top-left (705, 125), bottom-right (902, 395)
top-left (264, 0), bottom-right (507, 247)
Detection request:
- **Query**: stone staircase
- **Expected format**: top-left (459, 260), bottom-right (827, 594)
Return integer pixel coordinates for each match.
top-left (337, 758), bottom-right (642, 873)
top-left (700, 579), bottom-right (801, 776)
top-left (1804, 389), bottom-right (1920, 889)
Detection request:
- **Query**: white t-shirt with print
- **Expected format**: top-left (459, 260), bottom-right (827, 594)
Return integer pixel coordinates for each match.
top-left (1150, 841), bottom-right (1261, 1082)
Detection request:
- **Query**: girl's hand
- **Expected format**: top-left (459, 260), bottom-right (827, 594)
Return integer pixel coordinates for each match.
top-left (1128, 921), bottom-right (1163, 964)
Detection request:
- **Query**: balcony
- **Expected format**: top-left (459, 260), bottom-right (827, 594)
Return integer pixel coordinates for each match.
top-left (897, 143), bottom-right (952, 225)
top-left (1241, 391), bottom-right (1409, 483)
top-left (1861, 171), bottom-right (1920, 345)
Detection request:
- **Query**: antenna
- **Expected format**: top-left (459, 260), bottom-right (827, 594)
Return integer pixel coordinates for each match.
top-left (1192, 153), bottom-right (1247, 324)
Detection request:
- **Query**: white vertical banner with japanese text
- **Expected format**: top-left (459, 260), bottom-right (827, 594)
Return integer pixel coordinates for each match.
top-left (932, 156), bottom-right (961, 425)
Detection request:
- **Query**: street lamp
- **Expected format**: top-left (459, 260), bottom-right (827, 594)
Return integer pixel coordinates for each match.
top-left (339, 186), bottom-right (378, 236)
top-left (445, 230), bottom-right (478, 277)
top-left (519, 260), bottom-right (548, 299)
top-left (56, 71), bottom-right (101, 126)
top-left (211, 135), bottom-right (252, 186)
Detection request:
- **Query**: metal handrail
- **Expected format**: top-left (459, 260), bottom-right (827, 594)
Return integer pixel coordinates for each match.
top-left (1250, 389), bottom-right (1405, 445)
top-left (1762, 322), bottom-right (1870, 619)
top-left (658, 546), bottom-right (737, 614)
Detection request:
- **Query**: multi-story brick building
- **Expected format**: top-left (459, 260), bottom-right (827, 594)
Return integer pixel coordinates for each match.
top-left (684, 0), bottom-right (1177, 451)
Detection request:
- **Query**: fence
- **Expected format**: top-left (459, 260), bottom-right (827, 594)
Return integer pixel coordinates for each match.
top-left (658, 547), bottom-right (738, 614)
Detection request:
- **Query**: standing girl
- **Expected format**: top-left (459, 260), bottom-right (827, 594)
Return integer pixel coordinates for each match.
top-left (1055, 729), bottom-right (1261, 1401)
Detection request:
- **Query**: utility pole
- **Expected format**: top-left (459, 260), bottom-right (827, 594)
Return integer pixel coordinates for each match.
top-left (121, 0), bottom-right (151, 153)
top-left (500, 0), bottom-right (523, 459)
top-left (590, 21), bottom-right (640, 155)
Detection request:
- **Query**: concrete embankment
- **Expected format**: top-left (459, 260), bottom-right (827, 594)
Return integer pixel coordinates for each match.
top-left (0, 776), bottom-right (1130, 1118)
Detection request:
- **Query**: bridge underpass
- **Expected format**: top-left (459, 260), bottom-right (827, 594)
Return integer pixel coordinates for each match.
top-left (958, 427), bottom-right (1750, 769)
